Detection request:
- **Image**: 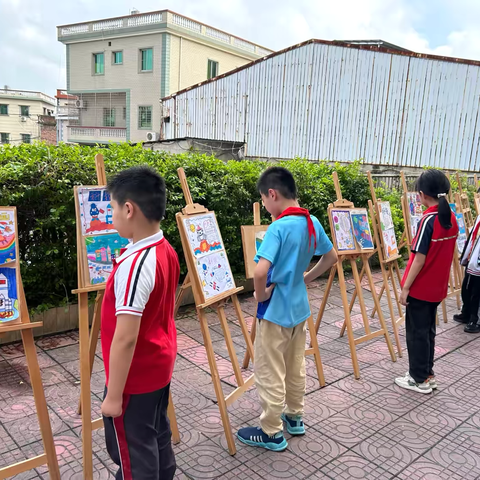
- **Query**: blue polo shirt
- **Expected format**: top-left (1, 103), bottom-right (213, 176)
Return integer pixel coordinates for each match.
top-left (254, 215), bottom-right (333, 328)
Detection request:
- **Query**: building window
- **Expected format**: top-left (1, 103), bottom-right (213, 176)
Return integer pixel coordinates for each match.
top-left (140, 48), bottom-right (153, 72)
top-left (20, 106), bottom-right (30, 117)
top-left (21, 134), bottom-right (31, 144)
top-left (93, 53), bottom-right (105, 75)
top-left (103, 108), bottom-right (116, 127)
top-left (0, 133), bottom-right (9, 144)
top-left (138, 106), bottom-right (152, 129)
top-left (207, 60), bottom-right (219, 80)
top-left (0, 104), bottom-right (8, 115)
top-left (113, 51), bottom-right (123, 65)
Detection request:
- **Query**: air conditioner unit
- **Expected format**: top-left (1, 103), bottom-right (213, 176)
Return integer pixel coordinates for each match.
top-left (146, 132), bottom-right (159, 142)
top-left (20, 116), bottom-right (27, 122)
top-left (75, 100), bottom-right (86, 108)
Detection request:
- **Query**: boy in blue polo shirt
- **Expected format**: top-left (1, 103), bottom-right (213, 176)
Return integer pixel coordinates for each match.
top-left (237, 167), bottom-right (337, 451)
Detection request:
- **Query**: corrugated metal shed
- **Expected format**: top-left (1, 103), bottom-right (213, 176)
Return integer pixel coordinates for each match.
top-left (161, 39), bottom-right (480, 171)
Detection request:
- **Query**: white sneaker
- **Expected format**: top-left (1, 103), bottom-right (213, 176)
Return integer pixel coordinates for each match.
top-left (428, 376), bottom-right (438, 390)
top-left (395, 373), bottom-right (432, 394)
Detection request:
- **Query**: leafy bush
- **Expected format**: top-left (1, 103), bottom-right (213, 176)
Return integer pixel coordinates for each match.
top-left (1, 143), bottom-right (396, 309)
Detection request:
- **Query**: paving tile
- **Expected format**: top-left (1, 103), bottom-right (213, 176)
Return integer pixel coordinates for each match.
top-left (177, 333), bottom-right (202, 352)
top-left (427, 392), bottom-right (480, 421)
top-left (342, 399), bottom-right (397, 429)
top-left (36, 332), bottom-right (79, 350)
top-left (425, 425), bottom-right (480, 480)
top-left (0, 422), bottom-right (17, 454)
top-left (397, 458), bottom-right (464, 479)
top-left (176, 439), bottom-right (241, 479)
top-left (304, 385), bottom-right (358, 413)
top-left (405, 403), bottom-right (461, 436)
top-left (0, 393), bottom-right (37, 422)
top-left (379, 418), bottom-right (443, 454)
top-left (321, 413), bottom-right (377, 447)
top-left (288, 427), bottom-right (347, 468)
top-left (249, 450), bottom-right (316, 479)
top-left (334, 375), bottom-right (382, 400)
top-left (353, 432), bottom-right (418, 475)
top-left (364, 388), bottom-right (426, 416)
top-left (43, 344), bottom-right (81, 364)
top-left (322, 452), bottom-right (393, 479)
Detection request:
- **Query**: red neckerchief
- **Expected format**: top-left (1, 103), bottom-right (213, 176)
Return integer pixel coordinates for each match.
top-left (275, 207), bottom-right (317, 250)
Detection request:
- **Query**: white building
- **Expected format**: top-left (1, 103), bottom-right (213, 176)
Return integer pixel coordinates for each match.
top-left (57, 9), bottom-right (273, 145)
top-left (0, 89), bottom-right (56, 145)
top-left (55, 89), bottom-right (78, 143)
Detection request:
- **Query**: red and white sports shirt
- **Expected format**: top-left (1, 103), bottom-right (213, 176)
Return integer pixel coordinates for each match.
top-left (101, 231), bottom-right (180, 395)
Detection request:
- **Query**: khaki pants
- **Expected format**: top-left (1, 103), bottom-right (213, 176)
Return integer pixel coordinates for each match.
top-left (254, 318), bottom-right (306, 435)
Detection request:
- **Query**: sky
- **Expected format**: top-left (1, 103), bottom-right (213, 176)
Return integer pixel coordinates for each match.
top-left (1, 0), bottom-right (480, 97)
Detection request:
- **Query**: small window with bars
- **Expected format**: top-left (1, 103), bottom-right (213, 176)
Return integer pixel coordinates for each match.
top-left (21, 134), bottom-right (31, 144)
top-left (207, 59), bottom-right (219, 80)
top-left (113, 51), bottom-right (123, 65)
top-left (0, 104), bottom-right (8, 115)
top-left (20, 105), bottom-right (30, 117)
top-left (103, 108), bottom-right (116, 127)
top-left (93, 53), bottom-right (105, 75)
top-left (138, 106), bottom-right (152, 129)
top-left (140, 48), bottom-right (153, 72)
top-left (0, 133), bottom-right (9, 144)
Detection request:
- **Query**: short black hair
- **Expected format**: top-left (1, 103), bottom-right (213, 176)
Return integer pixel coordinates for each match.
top-left (257, 167), bottom-right (297, 200)
top-left (107, 165), bottom-right (166, 222)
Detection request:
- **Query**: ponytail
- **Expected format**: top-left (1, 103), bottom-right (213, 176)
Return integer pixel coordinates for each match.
top-left (415, 170), bottom-right (452, 229)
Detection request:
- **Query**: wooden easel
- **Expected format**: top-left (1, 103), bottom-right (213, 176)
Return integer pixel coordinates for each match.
top-left (239, 204), bottom-right (326, 386)
top-left (0, 207), bottom-right (60, 480)
top-left (473, 174), bottom-right (480, 215)
top-left (365, 172), bottom-right (405, 357)
top-left (456, 172), bottom-right (475, 234)
top-left (73, 155), bottom-right (179, 480)
top-left (314, 173), bottom-right (397, 379)
top-left (174, 168), bottom-right (325, 454)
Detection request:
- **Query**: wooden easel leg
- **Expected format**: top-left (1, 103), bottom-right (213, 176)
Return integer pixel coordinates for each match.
top-left (382, 265), bottom-right (402, 357)
top-left (370, 284), bottom-right (385, 319)
top-left (350, 259), bottom-right (371, 335)
top-left (21, 328), bottom-right (61, 480)
top-left (348, 263), bottom-right (366, 314)
top-left (79, 292), bottom-right (93, 480)
top-left (232, 294), bottom-right (254, 364)
top-left (441, 300), bottom-right (448, 324)
top-left (168, 391), bottom-right (180, 445)
top-left (307, 315), bottom-right (325, 387)
top-left (78, 291), bottom-right (104, 415)
top-left (241, 318), bottom-right (256, 369)
top-left (174, 273), bottom-right (190, 318)
top-left (336, 262), bottom-right (361, 379)
top-left (197, 308), bottom-right (236, 455)
top-left (364, 262), bottom-right (397, 363)
top-left (314, 265), bottom-right (336, 335)
top-left (390, 265), bottom-right (403, 318)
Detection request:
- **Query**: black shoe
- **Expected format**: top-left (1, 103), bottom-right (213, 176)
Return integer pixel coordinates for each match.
top-left (454, 313), bottom-right (469, 324)
top-left (465, 320), bottom-right (480, 333)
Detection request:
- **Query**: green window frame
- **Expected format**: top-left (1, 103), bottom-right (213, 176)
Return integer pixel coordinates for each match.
top-left (140, 48), bottom-right (153, 72)
top-left (113, 51), bottom-right (123, 65)
top-left (103, 108), bottom-right (116, 127)
top-left (0, 133), bottom-right (9, 144)
top-left (0, 104), bottom-right (8, 115)
top-left (20, 105), bottom-right (30, 117)
top-left (21, 134), bottom-right (31, 144)
top-left (93, 53), bottom-right (105, 75)
top-left (138, 106), bottom-right (152, 129)
top-left (207, 59), bottom-right (219, 80)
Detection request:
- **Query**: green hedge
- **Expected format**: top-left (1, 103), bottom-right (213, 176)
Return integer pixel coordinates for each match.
top-left (0, 142), bottom-right (400, 310)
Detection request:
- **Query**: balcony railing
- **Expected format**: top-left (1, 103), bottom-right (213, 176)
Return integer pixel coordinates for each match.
top-left (68, 126), bottom-right (126, 142)
top-left (58, 10), bottom-right (274, 57)
top-left (0, 89), bottom-right (56, 105)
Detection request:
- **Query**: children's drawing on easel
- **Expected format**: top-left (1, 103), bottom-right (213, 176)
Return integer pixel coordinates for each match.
top-left (331, 210), bottom-right (355, 251)
top-left (184, 213), bottom-right (223, 258)
top-left (78, 187), bottom-right (116, 235)
top-left (85, 234), bottom-right (129, 285)
top-left (0, 267), bottom-right (19, 323)
top-left (0, 209), bottom-right (16, 265)
top-left (255, 230), bottom-right (266, 252)
top-left (450, 203), bottom-right (467, 253)
top-left (378, 202), bottom-right (398, 259)
top-left (407, 192), bottom-right (423, 238)
top-left (350, 209), bottom-right (374, 250)
top-left (196, 251), bottom-right (234, 299)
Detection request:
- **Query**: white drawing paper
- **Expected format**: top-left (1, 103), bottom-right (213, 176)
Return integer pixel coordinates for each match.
top-left (331, 210), bottom-right (355, 251)
top-left (78, 187), bottom-right (116, 235)
top-left (183, 214), bottom-right (223, 259)
top-left (196, 251), bottom-right (234, 299)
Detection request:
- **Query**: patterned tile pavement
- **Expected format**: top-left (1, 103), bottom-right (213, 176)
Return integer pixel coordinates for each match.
top-left (2, 272), bottom-right (480, 479)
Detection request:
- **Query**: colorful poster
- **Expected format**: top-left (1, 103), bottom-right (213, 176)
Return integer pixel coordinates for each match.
top-left (184, 214), bottom-right (223, 258)
top-left (196, 251), bottom-right (234, 299)
top-left (350, 209), bottom-right (374, 250)
top-left (255, 230), bottom-right (266, 252)
top-left (0, 210), bottom-right (16, 265)
top-left (331, 210), bottom-right (355, 251)
top-left (407, 193), bottom-right (423, 239)
top-left (0, 267), bottom-right (19, 323)
top-left (85, 233), bottom-right (129, 285)
top-left (450, 204), bottom-right (467, 253)
top-left (78, 187), bottom-right (116, 235)
top-left (378, 202), bottom-right (398, 258)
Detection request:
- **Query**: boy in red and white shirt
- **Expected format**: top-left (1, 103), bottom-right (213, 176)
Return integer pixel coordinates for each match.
top-left (101, 166), bottom-right (179, 480)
